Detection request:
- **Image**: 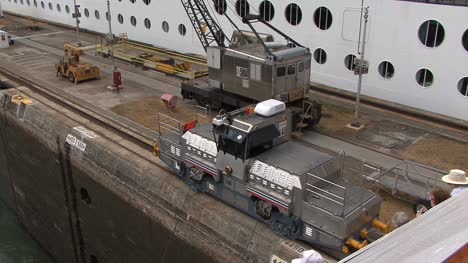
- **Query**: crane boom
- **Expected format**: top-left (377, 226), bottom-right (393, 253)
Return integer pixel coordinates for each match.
top-left (181, 0), bottom-right (228, 52)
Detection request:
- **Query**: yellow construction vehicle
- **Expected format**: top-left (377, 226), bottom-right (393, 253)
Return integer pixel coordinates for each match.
top-left (55, 43), bottom-right (100, 84)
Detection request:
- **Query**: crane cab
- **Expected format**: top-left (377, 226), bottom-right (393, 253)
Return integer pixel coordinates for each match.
top-left (206, 32), bottom-right (311, 104)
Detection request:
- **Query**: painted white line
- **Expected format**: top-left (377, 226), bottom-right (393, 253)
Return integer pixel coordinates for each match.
top-left (12, 31), bottom-right (66, 40)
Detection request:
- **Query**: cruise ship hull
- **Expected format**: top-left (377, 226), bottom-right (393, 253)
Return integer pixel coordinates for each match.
top-left (3, 0), bottom-right (467, 121)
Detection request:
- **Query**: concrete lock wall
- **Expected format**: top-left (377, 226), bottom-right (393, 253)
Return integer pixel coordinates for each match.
top-left (0, 88), bottom-right (307, 263)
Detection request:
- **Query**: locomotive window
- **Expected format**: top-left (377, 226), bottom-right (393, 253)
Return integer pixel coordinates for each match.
top-left (299, 62), bottom-right (304, 72)
top-left (246, 125), bottom-right (279, 158)
top-left (277, 67), bottom-right (286, 77)
top-left (288, 65), bottom-right (296, 75)
top-left (215, 125), bottom-right (247, 159)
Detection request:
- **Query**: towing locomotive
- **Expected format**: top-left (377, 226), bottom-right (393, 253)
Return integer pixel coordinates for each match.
top-left (154, 99), bottom-right (386, 256)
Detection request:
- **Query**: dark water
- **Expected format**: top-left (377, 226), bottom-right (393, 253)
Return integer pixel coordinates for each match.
top-left (0, 200), bottom-right (55, 263)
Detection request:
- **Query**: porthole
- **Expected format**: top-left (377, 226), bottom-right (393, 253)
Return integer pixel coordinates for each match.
top-left (416, 68), bottom-right (434, 87)
top-left (214, 0), bottom-right (227, 15)
top-left (314, 7), bottom-right (332, 30)
top-left (27, 0), bottom-right (30, 6)
top-left (129, 0), bottom-right (135, 3)
top-left (40, 1), bottom-right (44, 8)
top-left (130, 16), bottom-right (136, 27)
top-left (457, 77), bottom-right (468, 97)
top-left (259, 1), bottom-right (274, 22)
top-left (20, 0), bottom-right (23, 4)
top-left (144, 18), bottom-right (151, 29)
top-left (106, 12), bottom-right (111, 21)
top-left (178, 24), bottom-right (187, 36)
top-left (118, 14), bottom-right (124, 24)
top-left (235, 0), bottom-right (250, 18)
top-left (14, 0), bottom-right (17, 3)
top-left (84, 8), bottom-right (89, 18)
top-left (462, 29), bottom-right (468, 52)
top-left (378, 61), bottom-right (395, 79)
top-left (48, 2), bottom-right (52, 10)
top-left (344, 54), bottom-right (357, 71)
top-left (418, 20), bottom-right (445, 48)
top-left (65, 5), bottom-right (70, 13)
top-left (162, 21), bottom-right (169, 33)
top-left (95, 10), bottom-right (100, 20)
top-left (285, 3), bottom-right (302, 26)
top-left (313, 48), bottom-right (327, 64)
top-left (56, 4), bottom-right (61, 12)
top-left (143, 0), bottom-right (150, 5)
top-left (33, 0), bottom-right (37, 7)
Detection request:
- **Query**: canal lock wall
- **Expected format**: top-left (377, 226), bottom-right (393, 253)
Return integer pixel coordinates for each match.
top-left (0, 87), bottom-right (306, 263)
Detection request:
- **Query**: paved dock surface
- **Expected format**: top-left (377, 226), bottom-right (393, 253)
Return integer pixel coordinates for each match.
top-left (0, 14), bottom-right (467, 262)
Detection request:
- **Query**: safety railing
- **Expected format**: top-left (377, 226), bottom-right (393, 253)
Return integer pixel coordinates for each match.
top-left (305, 171), bottom-right (347, 216)
top-left (337, 151), bottom-right (447, 201)
top-left (156, 104), bottom-right (212, 144)
top-left (157, 113), bottom-right (183, 139)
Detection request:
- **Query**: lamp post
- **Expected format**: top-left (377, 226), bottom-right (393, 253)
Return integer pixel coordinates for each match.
top-left (106, 0), bottom-right (122, 92)
top-left (107, 0), bottom-right (115, 71)
top-left (351, 7), bottom-right (369, 128)
top-left (72, 0), bottom-right (81, 45)
top-left (0, 1), bottom-right (4, 18)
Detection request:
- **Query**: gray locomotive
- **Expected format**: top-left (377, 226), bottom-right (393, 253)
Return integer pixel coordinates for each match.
top-left (183, 31), bottom-right (312, 108)
top-left (155, 99), bottom-right (384, 256)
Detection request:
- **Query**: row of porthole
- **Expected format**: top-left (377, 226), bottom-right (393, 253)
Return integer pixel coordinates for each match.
top-left (313, 48), bottom-right (468, 96)
top-left (215, 0), bottom-right (333, 30)
top-left (10, 0), bottom-right (468, 52)
top-left (8, 0), bottom-right (151, 4)
top-left (14, 0), bottom-right (189, 36)
top-left (114, 14), bottom-right (188, 36)
top-left (222, 0), bottom-right (468, 52)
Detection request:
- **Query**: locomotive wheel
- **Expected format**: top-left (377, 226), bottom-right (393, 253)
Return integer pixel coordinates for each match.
top-left (272, 218), bottom-right (301, 239)
top-left (188, 167), bottom-right (204, 192)
top-left (255, 199), bottom-right (273, 220)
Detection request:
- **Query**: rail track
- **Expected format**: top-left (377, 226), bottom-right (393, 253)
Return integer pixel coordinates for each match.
top-left (0, 66), bottom-right (158, 153)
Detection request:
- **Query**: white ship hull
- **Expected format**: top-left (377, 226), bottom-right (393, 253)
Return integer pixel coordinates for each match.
top-left (3, 0), bottom-right (468, 121)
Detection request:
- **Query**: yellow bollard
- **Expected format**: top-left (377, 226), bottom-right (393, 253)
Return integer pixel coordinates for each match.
top-left (346, 237), bottom-right (368, 250)
top-left (372, 219), bottom-right (390, 234)
top-left (153, 143), bottom-right (160, 157)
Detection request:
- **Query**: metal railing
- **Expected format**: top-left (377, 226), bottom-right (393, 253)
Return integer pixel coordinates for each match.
top-left (305, 172), bottom-right (347, 216)
top-left (337, 151), bottom-right (447, 200)
top-left (157, 113), bottom-right (183, 142)
top-left (156, 104), bottom-right (212, 144)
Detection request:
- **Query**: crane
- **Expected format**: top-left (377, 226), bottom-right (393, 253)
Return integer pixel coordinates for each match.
top-left (180, 0), bottom-right (229, 52)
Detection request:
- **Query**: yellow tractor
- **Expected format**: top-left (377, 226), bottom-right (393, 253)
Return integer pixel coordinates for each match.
top-left (55, 43), bottom-right (100, 84)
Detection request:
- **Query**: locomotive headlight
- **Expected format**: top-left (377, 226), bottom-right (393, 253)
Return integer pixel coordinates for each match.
top-left (224, 166), bottom-right (233, 176)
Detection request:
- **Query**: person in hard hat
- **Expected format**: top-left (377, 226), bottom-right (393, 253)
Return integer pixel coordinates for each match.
top-left (291, 250), bottom-right (324, 263)
top-left (441, 169), bottom-right (468, 197)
